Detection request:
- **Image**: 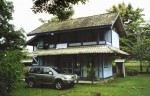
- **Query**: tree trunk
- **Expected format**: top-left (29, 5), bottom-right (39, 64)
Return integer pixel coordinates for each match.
top-left (140, 59), bottom-right (143, 72)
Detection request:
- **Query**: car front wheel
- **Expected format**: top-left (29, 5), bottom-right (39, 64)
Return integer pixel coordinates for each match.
top-left (69, 83), bottom-right (74, 88)
top-left (55, 80), bottom-right (64, 90)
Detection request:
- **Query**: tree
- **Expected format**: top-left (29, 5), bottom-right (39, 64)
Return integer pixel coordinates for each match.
top-left (106, 3), bottom-right (147, 72)
top-left (39, 9), bottom-right (74, 23)
top-left (0, 0), bottom-right (25, 50)
top-left (32, 0), bottom-right (88, 21)
top-left (107, 3), bottom-right (143, 24)
top-left (106, 3), bottom-right (144, 53)
top-left (132, 22), bottom-right (150, 72)
top-left (0, 0), bottom-right (25, 95)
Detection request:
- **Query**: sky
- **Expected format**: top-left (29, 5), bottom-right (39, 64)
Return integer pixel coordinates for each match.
top-left (11, 0), bottom-right (150, 34)
top-left (10, 0), bottom-right (150, 51)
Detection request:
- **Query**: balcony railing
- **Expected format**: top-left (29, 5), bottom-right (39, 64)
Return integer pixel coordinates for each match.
top-left (37, 40), bottom-right (112, 49)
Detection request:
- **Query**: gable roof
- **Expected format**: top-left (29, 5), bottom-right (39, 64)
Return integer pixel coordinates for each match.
top-left (27, 13), bottom-right (126, 36)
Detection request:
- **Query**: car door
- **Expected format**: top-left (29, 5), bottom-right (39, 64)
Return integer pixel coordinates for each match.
top-left (34, 68), bottom-right (43, 83)
top-left (42, 68), bottom-right (54, 84)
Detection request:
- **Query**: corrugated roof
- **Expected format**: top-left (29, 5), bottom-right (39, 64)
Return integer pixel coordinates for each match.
top-left (114, 59), bottom-right (126, 62)
top-left (32, 45), bottom-right (129, 56)
top-left (21, 60), bottom-right (32, 63)
top-left (28, 13), bottom-right (125, 36)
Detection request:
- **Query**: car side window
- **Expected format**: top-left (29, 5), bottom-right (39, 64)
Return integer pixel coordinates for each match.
top-left (29, 68), bottom-right (35, 73)
top-left (29, 67), bottom-right (42, 74)
top-left (36, 68), bottom-right (42, 74)
top-left (42, 68), bottom-right (52, 74)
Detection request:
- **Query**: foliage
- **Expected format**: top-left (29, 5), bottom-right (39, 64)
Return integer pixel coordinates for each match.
top-left (32, 0), bottom-right (87, 21)
top-left (106, 3), bottom-right (144, 54)
top-left (83, 62), bottom-right (97, 84)
top-left (107, 3), bottom-right (144, 24)
top-left (126, 69), bottom-right (138, 76)
top-left (131, 22), bottom-right (150, 71)
top-left (0, 50), bottom-right (24, 96)
top-left (0, 0), bottom-right (25, 51)
top-left (55, 8), bottom-right (74, 21)
top-left (0, 0), bottom-right (25, 95)
top-left (107, 3), bottom-right (150, 72)
top-left (39, 9), bottom-right (74, 23)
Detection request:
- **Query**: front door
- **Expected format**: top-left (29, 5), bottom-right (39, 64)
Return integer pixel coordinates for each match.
top-left (58, 55), bottom-right (81, 74)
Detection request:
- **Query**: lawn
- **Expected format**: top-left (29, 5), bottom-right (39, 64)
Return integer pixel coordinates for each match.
top-left (11, 75), bottom-right (150, 96)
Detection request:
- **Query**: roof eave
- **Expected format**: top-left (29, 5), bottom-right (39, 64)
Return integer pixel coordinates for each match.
top-left (111, 13), bottom-right (127, 37)
top-left (27, 25), bottom-right (112, 36)
top-left (24, 36), bottom-right (38, 46)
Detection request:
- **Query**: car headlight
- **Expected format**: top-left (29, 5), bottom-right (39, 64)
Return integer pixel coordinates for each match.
top-left (63, 76), bottom-right (71, 79)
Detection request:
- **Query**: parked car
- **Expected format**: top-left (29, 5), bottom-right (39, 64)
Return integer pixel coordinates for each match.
top-left (25, 66), bottom-right (77, 89)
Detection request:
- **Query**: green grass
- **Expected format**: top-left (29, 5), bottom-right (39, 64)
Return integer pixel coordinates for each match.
top-left (125, 60), bottom-right (140, 66)
top-left (11, 75), bottom-right (150, 96)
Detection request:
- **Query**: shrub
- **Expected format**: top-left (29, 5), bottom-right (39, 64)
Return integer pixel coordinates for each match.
top-left (146, 68), bottom-right (150, 74)
top-left (126, 69), bottom-right (138, 76)
top-left (0, 50), bottom-right (24, 96)
top-left (83, 62), bottom-right (98, 84)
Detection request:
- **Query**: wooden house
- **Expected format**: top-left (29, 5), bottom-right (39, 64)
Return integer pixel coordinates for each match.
top-left (25, 13), bottom-right (128, 80)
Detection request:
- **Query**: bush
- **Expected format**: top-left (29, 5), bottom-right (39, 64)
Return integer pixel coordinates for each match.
top-left (83, 62), bottom-right (98, 84)
top-left (126, 69), bottom-right (138, 76)
top-left (146, 67), bottom-right (150, 74)
top-left (0, 50), bottom-right (24, 96)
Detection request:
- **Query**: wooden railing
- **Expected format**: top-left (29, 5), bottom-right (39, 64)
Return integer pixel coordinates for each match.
top-left (37, 40), bottom-right (112, 49)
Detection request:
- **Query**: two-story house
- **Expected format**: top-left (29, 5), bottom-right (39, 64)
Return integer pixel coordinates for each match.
top-left (25, 13), bottom-right (128, 80)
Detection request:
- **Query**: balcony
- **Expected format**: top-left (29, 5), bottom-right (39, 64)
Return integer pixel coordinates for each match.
top-left (37, 40), bottom-right (112, 50)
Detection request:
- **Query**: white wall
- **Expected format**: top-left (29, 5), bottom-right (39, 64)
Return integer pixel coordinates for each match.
top-left (33, 46), bottom-right (37, 51)
top-left (103, 57), bottom-right (113, 78)
top-left (112, 30), bottom-right (119, 48)
top-left (104, 30), bottom-right (112, 43)
top-left (104, 30), bottom-right (120, 49)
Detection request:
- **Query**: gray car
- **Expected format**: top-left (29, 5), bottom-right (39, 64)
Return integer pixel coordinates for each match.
top-left (25, 66), bottom-right (77, 89)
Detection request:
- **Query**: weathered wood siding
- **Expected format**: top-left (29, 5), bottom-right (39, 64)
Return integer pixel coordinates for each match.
top-left (37, 54), bottom-right (113, 79)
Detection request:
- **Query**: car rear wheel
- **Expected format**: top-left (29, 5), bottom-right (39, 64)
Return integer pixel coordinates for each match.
top-left (55, 80), bottom-right (64, 90)
top-left (28, 79), bottom-right (35, 88)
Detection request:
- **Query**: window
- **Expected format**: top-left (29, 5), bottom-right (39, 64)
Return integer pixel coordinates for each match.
top-left (29, 68), bottom-right (41, 73)
top-left (29, 68), bottom-right (35, 73)
top-left (104, 63), bottom-right (108, 68)
top-left (53, 68), bottom-right (65, 74)
top-left (42, 68), bottom-right (51, 74)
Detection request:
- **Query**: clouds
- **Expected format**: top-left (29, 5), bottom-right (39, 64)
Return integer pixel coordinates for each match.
top-left (12, 0), bottom-right (51, 33)
top-left (12, 0), bottom-right (150, 34)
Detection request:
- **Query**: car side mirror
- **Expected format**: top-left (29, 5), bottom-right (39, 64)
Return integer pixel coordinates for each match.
top-left (49, 72), bottom-right (53, 75)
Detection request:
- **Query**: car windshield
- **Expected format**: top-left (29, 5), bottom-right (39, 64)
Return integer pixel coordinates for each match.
top-left (53, 68), bottom-right (66, 74)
